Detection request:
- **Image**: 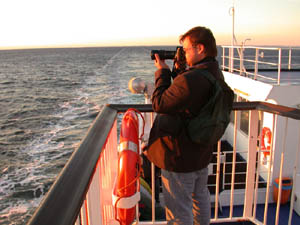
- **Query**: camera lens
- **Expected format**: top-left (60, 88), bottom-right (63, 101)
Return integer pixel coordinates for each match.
top-left (150, 50), bottom-right (176, 60)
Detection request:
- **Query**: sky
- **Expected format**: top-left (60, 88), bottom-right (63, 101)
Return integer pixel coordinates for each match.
top-left (0, 0), bottom-right (299, 49)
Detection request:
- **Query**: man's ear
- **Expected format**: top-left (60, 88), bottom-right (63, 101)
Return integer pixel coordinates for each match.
top-left (196, 44), bottom-right (205, 55)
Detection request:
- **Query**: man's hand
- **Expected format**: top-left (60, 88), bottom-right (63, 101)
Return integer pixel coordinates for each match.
top-left (154, 54), bottom-right (170, 70)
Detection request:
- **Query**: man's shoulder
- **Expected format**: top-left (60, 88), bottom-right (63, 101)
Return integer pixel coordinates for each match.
top-left (179, 68), bottom-right (211, 82)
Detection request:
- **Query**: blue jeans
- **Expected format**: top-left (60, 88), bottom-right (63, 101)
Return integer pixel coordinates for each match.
top-left (161, 168), bottom-right (210, 225)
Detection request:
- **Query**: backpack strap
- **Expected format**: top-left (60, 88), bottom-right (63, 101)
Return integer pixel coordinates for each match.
top-left (198, 69), bottom-right (222, 101)
top-left (198, 69), bottom-right (216, 84)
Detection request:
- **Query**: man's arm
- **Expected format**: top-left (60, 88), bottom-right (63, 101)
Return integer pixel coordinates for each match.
top-left (151, 69), bottom-right (191, 114)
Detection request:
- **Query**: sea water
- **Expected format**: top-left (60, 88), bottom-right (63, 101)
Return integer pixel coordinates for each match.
top-left (0, 46), bottom-right (164, 224)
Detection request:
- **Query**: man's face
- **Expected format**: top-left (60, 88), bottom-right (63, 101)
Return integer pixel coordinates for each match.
top-left (182, 37), bottom-right (205, 67)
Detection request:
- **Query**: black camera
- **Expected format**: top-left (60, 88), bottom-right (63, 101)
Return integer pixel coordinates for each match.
top-left (150, 50), bottom-right (177, 60)
top-left (150, 47), bottom-right (186, 78)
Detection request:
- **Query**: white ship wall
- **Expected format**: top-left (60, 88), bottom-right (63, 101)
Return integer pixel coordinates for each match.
top-left (223, 72), bottom-right (300, 193)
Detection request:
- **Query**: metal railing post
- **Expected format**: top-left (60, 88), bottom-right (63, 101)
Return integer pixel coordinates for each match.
top-left (214, 141), bottom-right (222, 218)
top-left (243, 110), bottom-right (259, 218)
top-left (230, 47), bottom-right (234, 72)
top-left (288, 48), bottom-right (292, 70)
top-left (253, 111), bottom-right (264, 220)
top-left (277, 48), bottom-right (282, 85)
top-left (230, 106), bottom-right (238, 218)
top-left (263, 114), bottom-right (277, 225)
top-left (222, 46), bottom-right (225, 71)
top-left (254, 48), bottom-right (259, 80)
top-left (275, 118), bottom-right (289, 225)
top-left (288, 122), bottom-right (300, 225)
top-left (240, 46), bottom-right (243, 75)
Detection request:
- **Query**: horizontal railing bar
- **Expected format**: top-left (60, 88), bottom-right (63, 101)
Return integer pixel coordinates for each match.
top-left (224, 162), bottom-right (247, 166)
top-left (224, 172), bottom-right (247, 175)
top-left (233, 102), bottom-right (300, 120)
top-left (223, 56), bottom-right (279, 66)
top-left (222, 46), bottom-right (282, 50)
top-left (223, 181), bottom-right (268, 186)
top-left (244, 68), bottom-right (300, 71)
top-left (109, 102), bottom-right (300, 120)
top-left (108, 103), bottom-right (153, 113)
top-left (210, 217), bottom-right (250, 223)
top-left (243, 59), bottom-right (278, 66)
top-left (222, 45), bottom-right (300, 50)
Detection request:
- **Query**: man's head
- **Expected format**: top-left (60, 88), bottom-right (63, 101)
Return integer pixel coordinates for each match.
top-left (179, 26), bottom-right (217, 66)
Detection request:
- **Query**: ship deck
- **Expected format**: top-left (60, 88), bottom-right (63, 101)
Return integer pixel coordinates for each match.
top-left (211, 204), bottom-right (300, 225)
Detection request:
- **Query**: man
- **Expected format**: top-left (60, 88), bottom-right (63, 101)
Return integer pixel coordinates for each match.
top-left (145, 26), bottom-right (225, 225)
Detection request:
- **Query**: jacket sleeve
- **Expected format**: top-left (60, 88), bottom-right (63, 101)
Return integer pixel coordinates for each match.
top-left (151, 68), bottom-right (191, 114)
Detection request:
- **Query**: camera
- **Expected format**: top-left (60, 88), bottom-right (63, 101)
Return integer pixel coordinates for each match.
top-left (150, 50), bottom-right (177, 60)
top-left (150, 47), bottom-right (186, 78)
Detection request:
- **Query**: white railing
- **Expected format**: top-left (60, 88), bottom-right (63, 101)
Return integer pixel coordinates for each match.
top-left (221, 46), bottom-right (300, 85)
top-left (27, 103), bottom-right (300, 225)
top-left (73, 103), bottom-right (300, 225)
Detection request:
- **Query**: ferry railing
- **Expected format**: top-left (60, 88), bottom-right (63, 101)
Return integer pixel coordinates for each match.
top-left (27, 102), bottom-right (300, 225)
top-left (221, 46), bottom-right (300, 85)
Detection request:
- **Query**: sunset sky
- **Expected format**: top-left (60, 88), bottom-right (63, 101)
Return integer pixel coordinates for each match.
top-left (1, 0), bottom-right (299, 49)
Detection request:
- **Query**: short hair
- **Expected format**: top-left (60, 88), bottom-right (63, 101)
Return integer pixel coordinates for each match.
top-left (179, 26), bottom-right (218, 57)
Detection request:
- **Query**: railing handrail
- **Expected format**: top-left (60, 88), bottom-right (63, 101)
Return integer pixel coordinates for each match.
top-left (27, 102), bottom-right (300, 225)
top-left (221, 45), bottom-right (300, 85)
top-left (110, 102), bottom-right (300, 120)
top-left (222, 45), bottom-right (300, 50)
top-left (222, 45), bottom-right (282, 51)
top-left (233, 101), bottom-right (300, 120)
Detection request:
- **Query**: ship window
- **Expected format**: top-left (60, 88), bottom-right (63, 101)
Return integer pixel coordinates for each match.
top-left (240, 98), bottom-right (249, 134)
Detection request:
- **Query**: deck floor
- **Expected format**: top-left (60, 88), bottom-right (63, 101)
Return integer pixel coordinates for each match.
top-left (211, 203), bottom-right (300, 224)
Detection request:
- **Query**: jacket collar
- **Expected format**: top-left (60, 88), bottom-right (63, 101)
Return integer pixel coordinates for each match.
top-left (189, 57), bottom-right (216, 70)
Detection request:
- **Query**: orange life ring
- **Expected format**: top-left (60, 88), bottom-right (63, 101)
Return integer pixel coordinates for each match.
top-left (261, 127), bottom-right (272, 157)
top-left (113, 109), bottom-right (142, 225)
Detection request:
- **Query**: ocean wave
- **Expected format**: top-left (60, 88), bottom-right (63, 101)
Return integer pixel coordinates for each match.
top-left (0, 46), bottom-right (156, 224)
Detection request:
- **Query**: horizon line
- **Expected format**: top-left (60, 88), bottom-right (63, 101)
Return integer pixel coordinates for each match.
top-left (1, 43), bottom-right (300, 51)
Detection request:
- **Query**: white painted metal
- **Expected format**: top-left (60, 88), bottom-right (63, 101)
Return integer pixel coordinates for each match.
top-left (221, 46), bottom-right (300, 85)
top-left (255, 48), bottom-right (259, 80)
top-left (243, 110), bottom-right (259, 218)
top-left (288, 123), bottom-right (300, 224)
top-left (275, 118), bottom-right (288, 225)
top-left (213, 141), bottom-right (222, 218)
top-left (263, 114), bottom-right (276, 225)
top-left (80, 200), bottom-right (89, 225)
top-left (75, 216), bottom-right (80, 225)
top-left (277, 48), bottom-right (282, 85)
top-left (86, 161), bottom-right (102, 225)
top-left (230, 108), bottom-right (238, 218)
top-left (151, 162), bottom-right (155, 223)
top-left (253, 112), bottom-right (263, 220)
top-left (288, 48), bottom-right (292, 70)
